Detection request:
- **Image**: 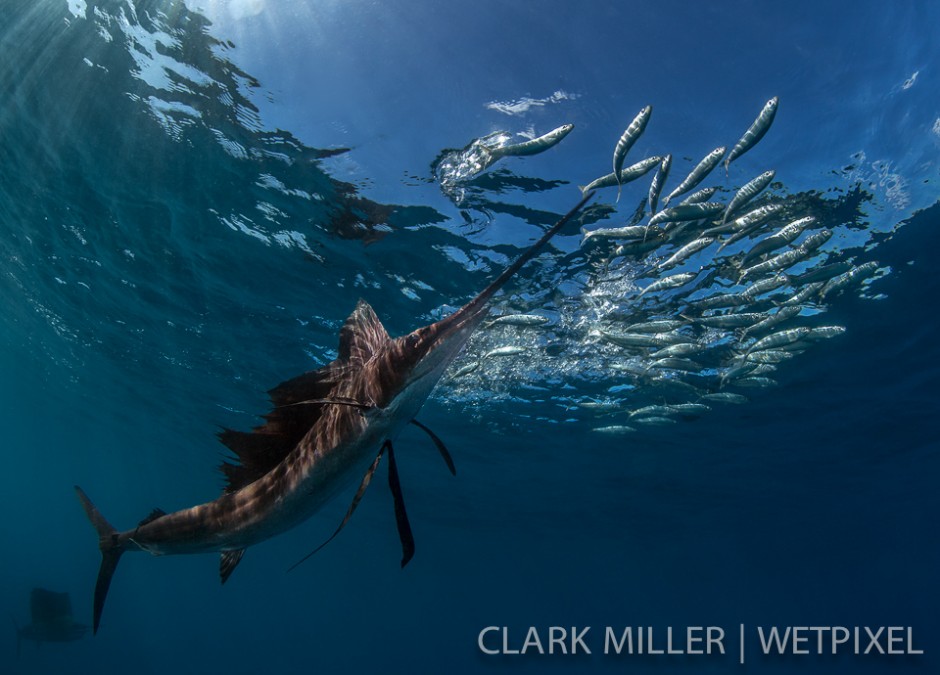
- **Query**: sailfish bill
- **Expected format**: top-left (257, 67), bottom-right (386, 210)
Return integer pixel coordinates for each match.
top-left (75, 191), bottom-right (595, 634)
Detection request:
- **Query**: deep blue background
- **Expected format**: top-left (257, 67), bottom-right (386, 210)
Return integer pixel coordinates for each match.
top-left (1, 1), bottom-right (937, 673)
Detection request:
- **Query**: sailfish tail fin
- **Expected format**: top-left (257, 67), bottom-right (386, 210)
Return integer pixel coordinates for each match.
top-left (74, 486), bottom-right (124, 635)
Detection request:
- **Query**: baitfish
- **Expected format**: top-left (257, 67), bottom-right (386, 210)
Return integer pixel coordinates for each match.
top-left (483, 345), bottom-right (528, 358)
top-left (601, 330), bottom-right (686, 348)
top-left (721, 170), bottom-right (775, 225)
top-left (658, 236), bottom-right (715, 270)
top-left (649, 202), bottom-right (724, 227)
top-left (678, 186), bottom-right (720, 206)
top-left (724, 96), bottom-right (779, 175)
top-left (592, 425), bottom-right (638, 434)
top-left (740, 216), bottom-right (816, 265)
top-left (582, 224), bottom-right (650, 244)
top-left (637, 271), bottom-right (698, 298)
top-left (450, 362), bottom-right (480, 378)
top-left (690, 312), bottom-right (767, 328)
top-left (484, 314), bottom-right (550, 328)
top-left (580, 155), bottom-right (662, 194)
top-left (806, 325), bottom-right (847, 341)
top-left (612, 105), bottom-right (653, 201)
top-left (648, 154), bottom-right (672, 216)
top-left (623, 319), bottom-right (688, 333)
top-left (820, 261), bottom-right (879, 298)
top-left (713, 203), bottom-right (784, 250)
top-left (663, 146), bottom-right (726, 206)
top-left (746, 326), bottom-right (812, 354)
top-left (651, 342), bottom-right (703, 358)
top-left (742, 273), bottom-right (790, 301)
top-left (700, 392), bottom-right (749, 404)
top-left (790, 261), bottom-right (854, 286)
top-left (491, 123), bottom-right (574, 160)
top-left (738, 305), bottom-right (802, 338)
top-left (739, 229), bottom-right (832, 281)
top-left (777, 282), bottom-right (825, 306)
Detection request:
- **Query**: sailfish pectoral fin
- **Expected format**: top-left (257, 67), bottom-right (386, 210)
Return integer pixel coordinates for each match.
top-left (220, 549), bottom-right (246, 584)
top-left (385, 441), bottom-right (415, 568)
top-left (410, 419), bottom-right (456, 476)
top-left (286, 447), bottom-right (387, 573)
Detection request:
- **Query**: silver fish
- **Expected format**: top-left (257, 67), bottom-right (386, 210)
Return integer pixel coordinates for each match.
top-left (623, 319), bottom-right (687, 333)
top-left (746, 327), bottom-right (812, 354)
top-left (778, 281), bottom-right (824, 306)
top-left (450, 362), bottom-right (480, 378)
top-left (689, 291), bottom-right (752, 310)
top-left (629, 404), bottom-right (677, 418)
top-left (637, 271), bottom-right (698, 297)
top-left (646, 357), bottom-right (702, 373)
top-left (806, 325), bottom-right (847, 340)
top-left (580, 155), bottom-right (662, 194)
top-left (700, 392), bottom-right (748, 404)
top-left (634, 416), bottom-right (677, 426)
top-left (613, 106), bottom-right (653, 201)
top-left (742, 273), bottom-right (790, 301)
top-left (713, 203), bottom-right (784, 251)
top-left (659, 236), bottom-right (715, 270)
top-left (648, 154), bottom-right (672, 216)
top-left (721, 170), bottom-right (775, 224)
top-left (483, 345), bottom-right (528, 358)
top-left (820, 261), bottom-right (879, 298)
top-left (791, 261), bottom-right (854, 286)
top-left (601, 330), bottom-right (686, 348)
top-left (663, 146), bottom-right (726, 206)
top-left (649, 202), bottom-right (724, 227)
top-left (741, 216), bottom-right (816, 264)
top-left (614, 231), bottom-right (669, 256)
top-left (691, 312), bottom-right (767, 328)
top-left (669, 402), bottom-right (711, 415)
top-left (484, 314), bottom-right (550, 328)
top-left (678, 186), bottom-right (720, 205)
top-left (651, 342), bottom-right (703, 358)
top-left (739, 230), bottom-right (831, 281)
top-left (744, 350), bottom-right (795, 364)
top-left (581, 224), bottom-right (649, 243)
top-left (739, 305), bottom-right (801, 338)
top-left (724, 96), bottom-right (779, 174)
top-left (592, 425), bottom-right (637, 434)
top-left (491, 123), bottom-right (574, 159)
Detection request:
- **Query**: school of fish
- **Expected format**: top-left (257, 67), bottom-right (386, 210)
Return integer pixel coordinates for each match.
top-left (435, 98), bottom-right (883, 432)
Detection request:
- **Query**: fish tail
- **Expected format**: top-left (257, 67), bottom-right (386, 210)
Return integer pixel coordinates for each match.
top-left (75, 486), bottom-right (125, 635)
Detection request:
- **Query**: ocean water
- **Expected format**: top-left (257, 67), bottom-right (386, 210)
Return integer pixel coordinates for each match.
top-left (1, 1), bottom-right (938, 673)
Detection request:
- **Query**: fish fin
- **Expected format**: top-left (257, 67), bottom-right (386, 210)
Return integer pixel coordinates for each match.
top-left (339, 299), bottom-right (391, 365)
top-left (220, 549), bottom-right (246, 584)
top-left (386, 442), bottom-right (415, 568)
top-left (286, 447), bottom-right (386, 573)
top-left (410, 419), bottom-right (456, 475)
top-left (219, 365), bottom-right (344, 494)
top-left (74, 487), bottom-right (124, 635)
top-left (137, 509), bottom-right (166, 528)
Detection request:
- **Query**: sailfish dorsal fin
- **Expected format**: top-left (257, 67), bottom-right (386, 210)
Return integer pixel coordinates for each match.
top-left (338, 300), bottom-right (390, 364)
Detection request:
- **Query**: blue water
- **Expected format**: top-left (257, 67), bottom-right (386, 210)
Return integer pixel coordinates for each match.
top-left (2, 1), bottom-right (938, 673)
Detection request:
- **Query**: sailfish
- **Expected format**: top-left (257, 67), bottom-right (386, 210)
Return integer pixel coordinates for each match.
top-left (75, 192), bottom-right (594, 634)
